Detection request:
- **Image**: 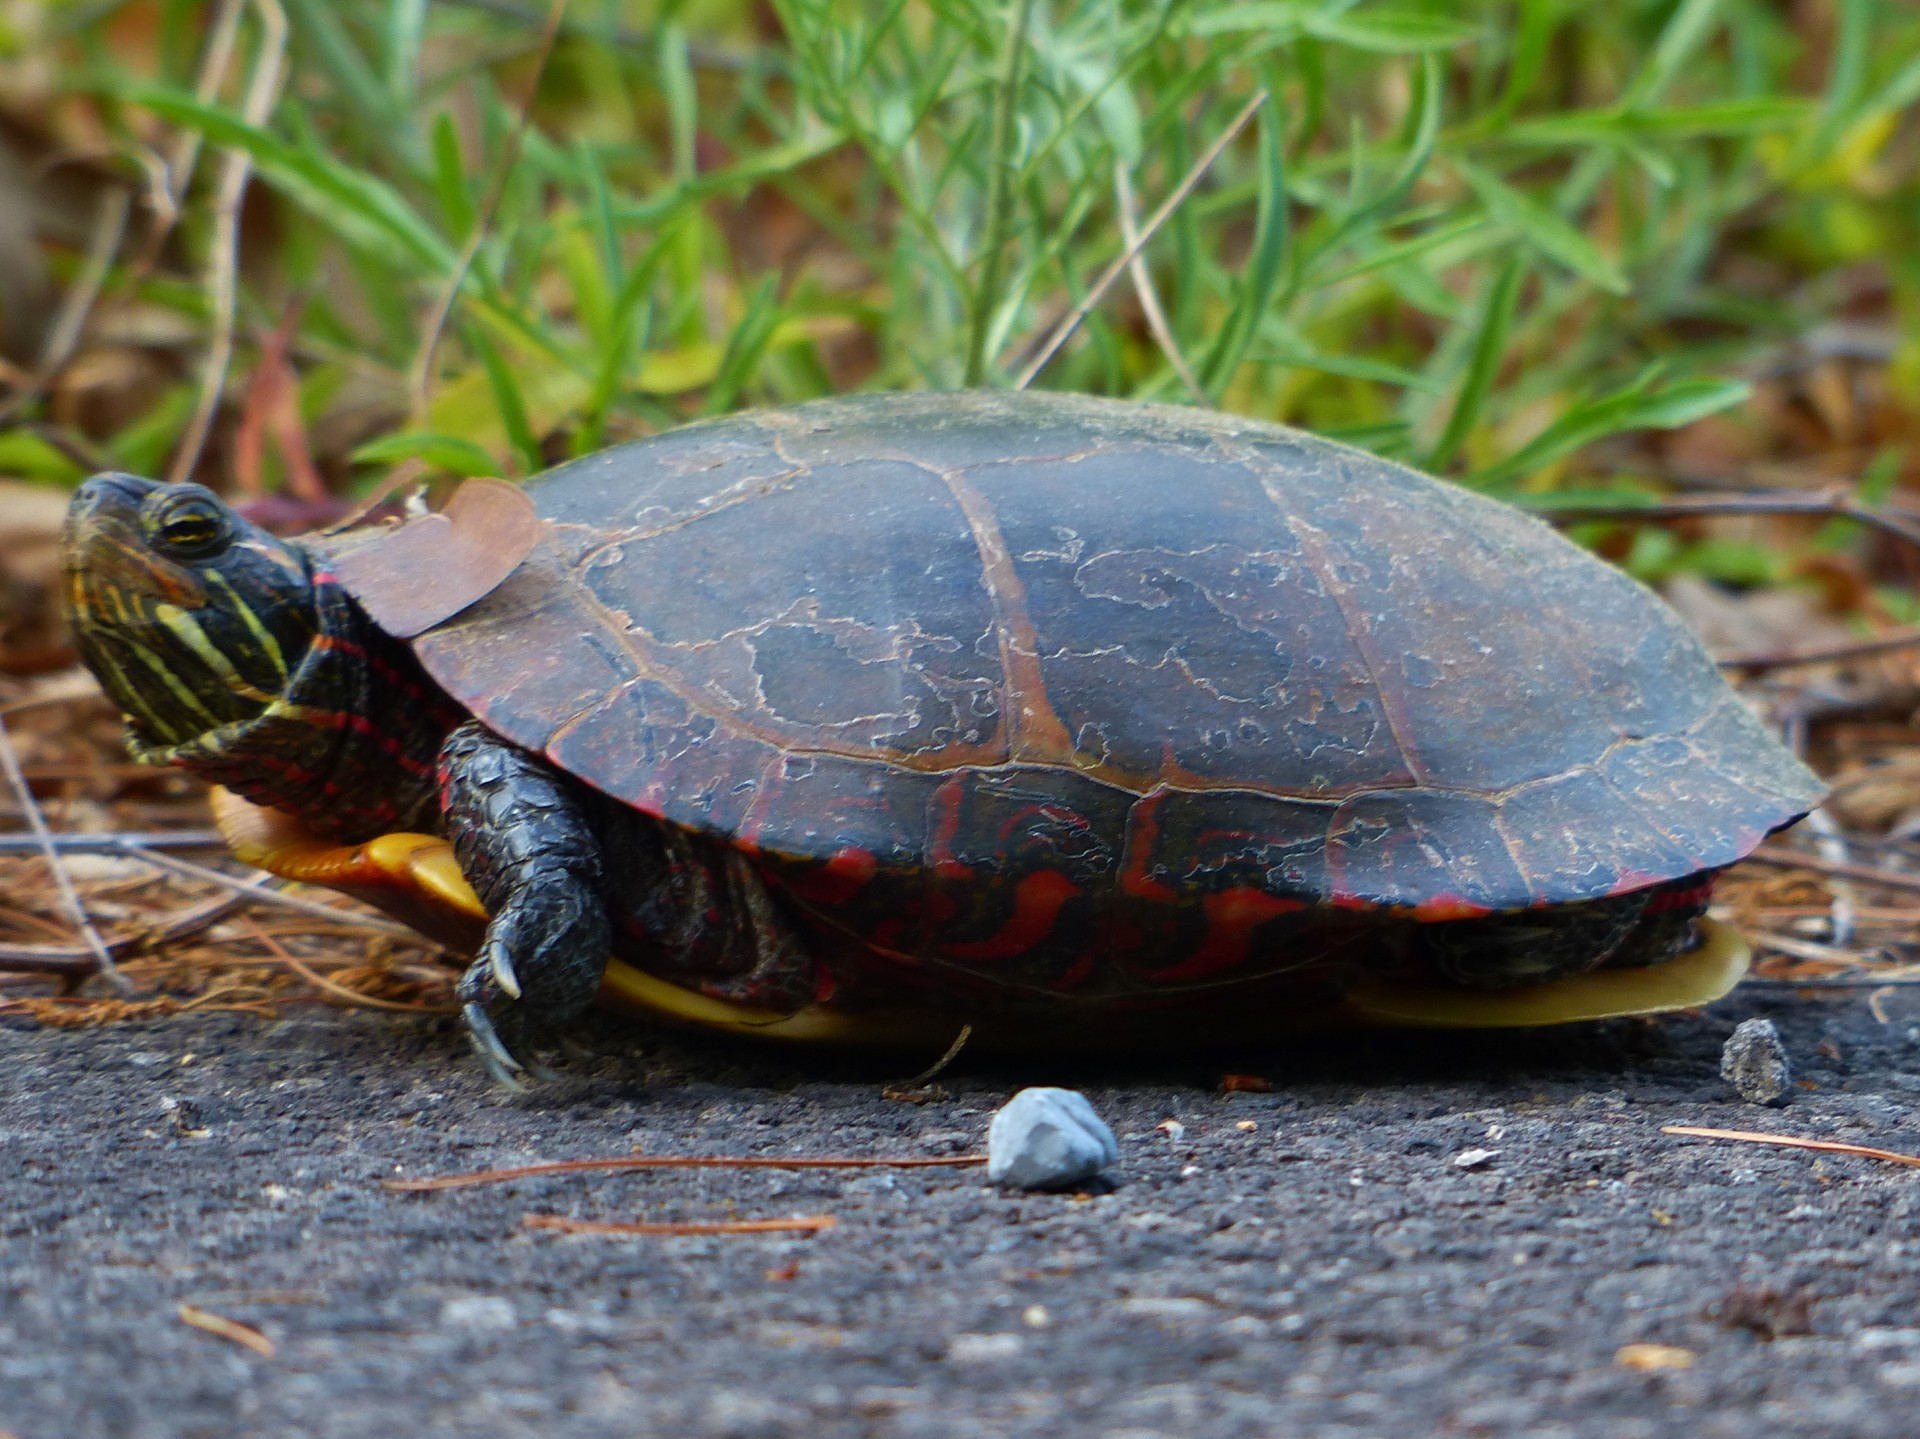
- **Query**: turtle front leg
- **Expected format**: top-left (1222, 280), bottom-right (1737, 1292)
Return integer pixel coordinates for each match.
top-left (438, 720), bottom-right (611, 1086)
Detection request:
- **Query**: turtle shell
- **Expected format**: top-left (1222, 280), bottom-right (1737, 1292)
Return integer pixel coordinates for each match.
top-left (370, 392), bottom-right (1820, 988)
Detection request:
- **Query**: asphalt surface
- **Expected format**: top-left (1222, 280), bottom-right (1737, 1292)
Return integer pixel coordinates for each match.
top-left (4, 981), bottom-right (1918, 1439)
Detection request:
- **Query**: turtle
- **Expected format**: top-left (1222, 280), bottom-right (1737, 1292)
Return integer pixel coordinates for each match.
top-left (60, 391), bottom-right (1825, 1083)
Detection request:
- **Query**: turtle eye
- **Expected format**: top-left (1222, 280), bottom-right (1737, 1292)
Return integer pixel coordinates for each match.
top-left (150, 495), bottom-right (231, 558)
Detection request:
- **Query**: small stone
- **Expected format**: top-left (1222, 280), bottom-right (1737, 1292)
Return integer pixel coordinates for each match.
top-left (1721, 1018), bottom-right (1792, 1105)
top-left (987, 1087), bottom-right (1118, 1189)
top-left (1615, 1343), bottom-right (1695, 1372)
top-left (947, 1332), bottom-right (1022, 1362)
top-left (439, 1295), bottom-right (516, 1330)
top-left (1452, 1147), bottom-right (1499, 1170)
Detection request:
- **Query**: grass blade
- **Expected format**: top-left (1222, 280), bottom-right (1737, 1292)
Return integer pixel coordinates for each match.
top-left (430, 112), bottom-right (475, 239)
top-left (1202, 85), bottom-right (1288, 394)
top-left (1426, 254), bottom-right (1524, 471)
top-left (963, 0), bottom-right (1038, 387)
top-left (1456, 157), bottom-right (1627, 295)
top-left (1301, 8), bottom-right (1481, 54)
top-left (352, 431), bottom-right (501, 477)
top-left (1473, 375), bottom-right (1751, 490)
top-left (131, 85), bottom-right (452, 272)
top-left (704, 275), bottom-right (784, 415)
top-left (383, 0), bottom-right (429, 108)
top-left (467, 326), bottom-right (542, 474)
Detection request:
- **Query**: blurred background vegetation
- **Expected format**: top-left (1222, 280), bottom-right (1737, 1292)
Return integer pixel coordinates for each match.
top-left (0, 0), bottom-right (1914, 609)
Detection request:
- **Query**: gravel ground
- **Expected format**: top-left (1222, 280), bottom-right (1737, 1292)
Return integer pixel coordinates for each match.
top-left (4, 982), bottom-right (1918, 1439)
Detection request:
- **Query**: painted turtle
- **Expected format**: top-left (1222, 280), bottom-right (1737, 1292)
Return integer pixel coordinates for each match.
top-left (61, 392), bottom-right (1824, 1081)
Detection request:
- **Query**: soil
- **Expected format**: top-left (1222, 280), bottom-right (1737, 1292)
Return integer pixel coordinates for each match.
top-left (4, 981), bottom-right (1918, 1439)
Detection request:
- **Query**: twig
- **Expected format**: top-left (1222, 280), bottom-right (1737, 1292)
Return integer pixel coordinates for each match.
top-left (961, 0), bottom-right (1037, 388)
top-left (23, 420), bottom-right (116, 474)
top-left (32, 187), bottom-right (131, 382)
top-left (1747, 904), bottom-right (1920, 924)
top-left (523, 1214), bottom-right (837, 1237)
top-left (888, 1022), bottom-right (973, 1090)
top-left (0, 880), bottom-right (261, 974)
top-left (177, 1303), bottom-right (275, 1357)
top-left (1015, 90), bottom-right (1268, 390)
top-left (1743, 976), bottom-right (1920, 990)
top-left (232, 300), bottom-right (326, 500)
top-left (0, 946), bottom-right (98, 975)
top-left (0, 186), bottom-right (131, 424)
top-left (137, 0), bottom-right (247, 273)
top-left (0, 716), bottom-right (128, 992)
top-left (0, 831), bottom-right (229, 855)
top-left (126, 847), bottom-right (432, 940)
top-left (1661, 1125), bottom-right (1920, 1170)
top-left (407, 0), bottom-right (569, 426)
top-left (236, 913), bottom-right (453, 1012)
top-left (167, 0), bottom-right (289, 485)
top-left (1114, 161), bottom-right (1207, 405)
top-left (138, 882), bottom-right (263, 943)
top-left (1743, 928), bottom-right (1878, 967)
top-left (1717, 627), bottom-right (1920, 673)
top-left (314, 460), bottom-right (428, 536)
top-left (1746, 848), bottom-right (1920, 898)
top-left (386, 1153), bottom-right (988, 1192)
top-left (1802, 808), bottom-right (1856, 948)
top-left (1532, 489), bottom-right (1920, 554)
top-left (436, 0), bottom-right (755, 70)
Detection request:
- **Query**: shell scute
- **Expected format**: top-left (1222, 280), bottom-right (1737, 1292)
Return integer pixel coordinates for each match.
top-left (1493, 768), bottom-right (1698, 902)
top-left (530, 413), bottom-right (799, 545)
top-left (1325, 789), bottom-right (1525, 911)
top-left (967, 446), bottom-right (1409, 790)
top-left (575, 456), bottom-right (1006, 763)
top-left (416, 550), bottom-right (637, 750)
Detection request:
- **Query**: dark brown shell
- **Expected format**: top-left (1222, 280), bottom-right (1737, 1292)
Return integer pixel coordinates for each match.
top-left (398, 391), bottom-right (1823, 921)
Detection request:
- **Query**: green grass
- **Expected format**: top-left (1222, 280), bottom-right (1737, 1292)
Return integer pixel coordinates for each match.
top-left (11, 0), bottom-right (1920, 516)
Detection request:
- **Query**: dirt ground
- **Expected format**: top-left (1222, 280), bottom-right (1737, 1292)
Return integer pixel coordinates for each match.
top-left (4, 976), bottom-right (1918, 1439)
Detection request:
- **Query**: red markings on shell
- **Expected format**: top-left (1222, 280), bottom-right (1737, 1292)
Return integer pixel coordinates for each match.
top-left (1408, 892), bottom-right (1494, 922)
top-left (780, 845), bottom-right (881, 907)
top-left (1144, 886), bottom-right (1306, 983)
top-left (943, 870), bottom-right (1082, 963)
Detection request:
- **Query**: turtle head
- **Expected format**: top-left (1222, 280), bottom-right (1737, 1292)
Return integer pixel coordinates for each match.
top-left (61, 474), bottom-right (326, 756)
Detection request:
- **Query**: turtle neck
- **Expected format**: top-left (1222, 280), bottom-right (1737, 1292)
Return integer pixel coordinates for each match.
top-left (127, 571), bottom-right (464, 842)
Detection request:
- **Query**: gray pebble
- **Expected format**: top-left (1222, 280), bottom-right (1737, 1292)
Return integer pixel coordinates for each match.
top-left (987, 1087), bottom-right (1118, 1189)
top-left (1721, 1018), bottom-right (1792, 1105)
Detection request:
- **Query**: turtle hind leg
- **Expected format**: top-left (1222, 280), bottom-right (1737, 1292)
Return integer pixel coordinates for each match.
top-left (1419, 890), bottom-right (1649, 990)
top-left (1597, 871), bottom-right (1719, 971)
top-left (1418, 873), bottom-right (1718, 991)
top-left (438, 720), bottom-right (611, 1086)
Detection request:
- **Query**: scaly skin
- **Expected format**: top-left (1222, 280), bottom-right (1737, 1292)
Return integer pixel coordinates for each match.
top-left (438, 721), bottom-right (611, 1085)
top-left (59, 475), bottom-right (647, 1079)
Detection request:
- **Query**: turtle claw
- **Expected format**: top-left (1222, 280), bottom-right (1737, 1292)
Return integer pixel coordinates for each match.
top-left (457, 958), bottom-right (572, 1088)
top-left (488, 943), bottom-right (523, 1000)
top-left (462, 1000), bottom-right (532, 1091)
